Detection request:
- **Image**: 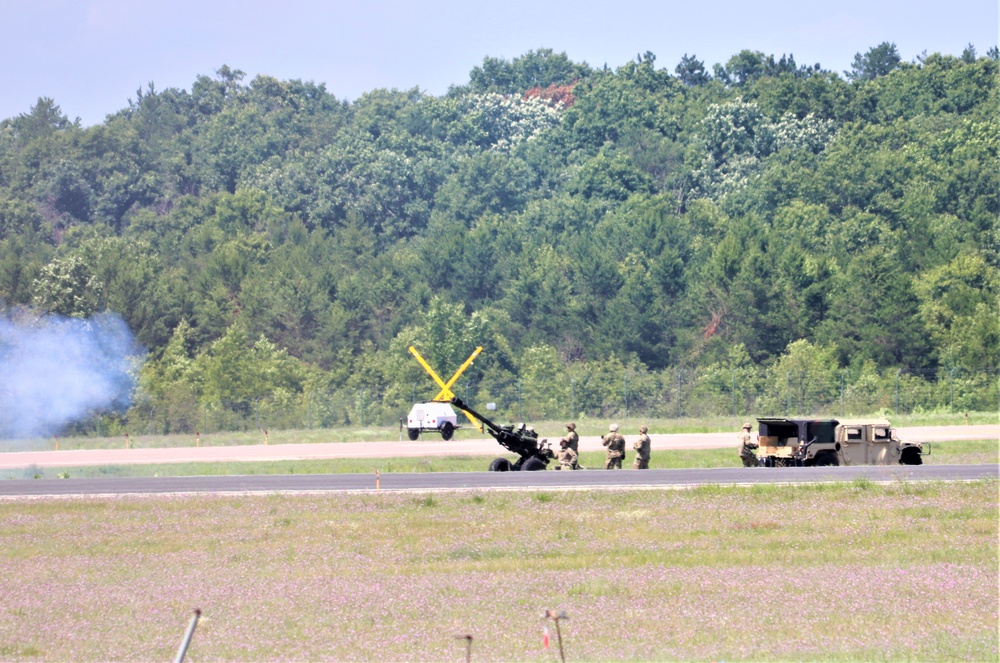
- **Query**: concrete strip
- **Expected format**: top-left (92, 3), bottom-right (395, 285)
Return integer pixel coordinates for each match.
top-left (0, 425), bottom-right (996, 469)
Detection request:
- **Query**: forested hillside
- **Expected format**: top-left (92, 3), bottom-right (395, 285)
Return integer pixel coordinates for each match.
top-left (1, 44), bottom-right (997, 431)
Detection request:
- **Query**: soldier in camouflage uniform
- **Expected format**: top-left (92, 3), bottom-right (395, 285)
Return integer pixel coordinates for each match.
top-left (602, 423), bottom-right (626, 469)
top-left (632, 425), bottom-right (651, 469)
top-left (563, 423), bottom-right (579, 454)
top-left (561, 422), bottom-right (580, 469)
top-left (738, 421), bottom-right (758, 467)
top-left (554, 437), bottom-right (578, 470)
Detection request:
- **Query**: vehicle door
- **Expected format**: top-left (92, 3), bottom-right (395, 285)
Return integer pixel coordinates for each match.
top-left (839, 425), bottom-right (867, 465)
top-left (868, 425), bottom-right (893, 464)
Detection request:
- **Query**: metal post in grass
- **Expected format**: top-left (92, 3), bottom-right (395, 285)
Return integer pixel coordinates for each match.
top-left (841, 371), bottom-right (846, 417)
top-left (949, 367), bottom-right (956, 413)
top-left (624, 371), bottom-right (629, 421)
top-left (895, 369), bottom-right (902, 414)
top-left (732, 369), bottom-right (737, 418)
top-left (454, 634), bottom-right (473, 663)
top-left (676, 369), bottom-right (683, 418)
top-left (174, 608), bottom-right (201, 663)
top-left (786, 372), bottom-right (791, 413)
top-left (570, 378), bottom-right (575, 419)
top-left (543, 610), bottom-right (568, 663)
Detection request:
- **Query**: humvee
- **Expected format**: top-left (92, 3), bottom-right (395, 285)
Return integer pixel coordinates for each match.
top-left (756, 417), bottom-right (924, 467)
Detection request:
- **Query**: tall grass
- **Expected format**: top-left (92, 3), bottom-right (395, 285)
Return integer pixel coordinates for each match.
top-left (0, 481), bottom-right (995, 660)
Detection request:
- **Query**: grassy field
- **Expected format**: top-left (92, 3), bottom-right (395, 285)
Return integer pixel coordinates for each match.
top-left (0, 480), bottom-right (995, 661)
top-left (7, 439), bottom-right (997, 480)
top-left (3, 411), bottom-right (995, 452)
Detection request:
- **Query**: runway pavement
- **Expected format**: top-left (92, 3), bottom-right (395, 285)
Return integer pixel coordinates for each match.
top-left (0, 425), bottom-right (995, 469)
top-left (0, 463), bottom-right (995, 497)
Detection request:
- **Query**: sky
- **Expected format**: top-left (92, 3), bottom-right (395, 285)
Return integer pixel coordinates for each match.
top-left (2, 0), bottom-right (997, 126)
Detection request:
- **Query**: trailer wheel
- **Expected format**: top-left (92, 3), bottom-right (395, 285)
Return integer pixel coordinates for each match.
top-left (489, 457), bottom-right (513, 472)
top-left (899, 447), bottom-right (923, 465)
top-left (521, 457), bottom-right (547, 471)
top-left (406, 427), bottom-right (420, 441)
top-left (440, 422), bottom-right (455, 441)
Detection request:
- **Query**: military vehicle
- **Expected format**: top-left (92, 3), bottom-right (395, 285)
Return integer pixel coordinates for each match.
top-left (450, 396), bottom-right (554, 471)
top-left (755, 417), bottom-right (925, 467)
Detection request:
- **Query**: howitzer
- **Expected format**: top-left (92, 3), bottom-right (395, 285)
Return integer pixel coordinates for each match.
top-left (450, 396), bottom-right (553, 471)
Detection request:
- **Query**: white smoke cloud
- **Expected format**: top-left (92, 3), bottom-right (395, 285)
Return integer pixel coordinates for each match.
top-left (0, 312), bottom-right (143, 440)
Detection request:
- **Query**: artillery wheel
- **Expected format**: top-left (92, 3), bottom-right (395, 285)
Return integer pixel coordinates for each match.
top-left (521, 457), bottom-right (547, 471)
top-left (440, 422), bottom-right (455, 441)
top-left (489, 457), bottom-right (513, 472)
top-left (406, 427), bottom-right (420, 441)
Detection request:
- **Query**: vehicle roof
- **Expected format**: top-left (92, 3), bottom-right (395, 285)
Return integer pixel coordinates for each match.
top-left (837, 418), bottom-right (892, 426)
top-left (756, 417), bottom-right (839, 425)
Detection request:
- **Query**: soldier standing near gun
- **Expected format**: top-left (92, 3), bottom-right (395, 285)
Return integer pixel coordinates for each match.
top-left (561, 422), bottom-right (579, 468)
top-left (554, 437), bottom-right (578, 470)
top-left (603, 423), bottom-right (625, 469)
top-left (632, 425), bottom-right (651, 469)
top-left (738, 421), bottom-right (758, 467)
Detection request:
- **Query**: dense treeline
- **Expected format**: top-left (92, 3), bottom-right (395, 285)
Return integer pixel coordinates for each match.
top-left (0, 44), bottom-right (997, 430)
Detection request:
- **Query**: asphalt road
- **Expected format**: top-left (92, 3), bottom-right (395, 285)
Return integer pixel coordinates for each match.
top-left (1, 463), bottom-right (995, 498)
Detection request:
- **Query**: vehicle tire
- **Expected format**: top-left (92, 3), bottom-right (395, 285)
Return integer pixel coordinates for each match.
top-left (406, 427), bottom-right (420, 441)
top-left (489, 457), bottom-right (513, 472)
top-left (813, 452), bottom-right (839, 466)
top-left (899, 447), bottom-right (923, 465)
top-left (440, 422), bottom-right (455, 441)
top-left (520, 457), bottom-right (547, 471)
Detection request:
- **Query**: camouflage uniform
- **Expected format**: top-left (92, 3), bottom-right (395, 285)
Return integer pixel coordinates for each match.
top-left (602, 424), bottom-right (626, 469)
top-left (632, 426), bottom-right (651, 469)
top-left (554, 440), bottom-right (578, 470)
top-left (562, 423), bottom-right (580, 469)
top-left (738, 422), bottom-right (758, 467)
top-left (563, 423), bottom-right (579, 454)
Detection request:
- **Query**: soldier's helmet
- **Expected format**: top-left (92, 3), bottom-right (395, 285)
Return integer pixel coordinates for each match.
top-left (566, 422), bottom-right (576, 431)
top-left (639, 426), bottom-right (648, 434)
top-left (742, 421), bottom-right (751, 430)
top-left (609, 423), bottom-right (619, 432)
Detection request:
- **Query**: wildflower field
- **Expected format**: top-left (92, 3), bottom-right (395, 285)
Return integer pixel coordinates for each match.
top-left (0, 480), bottom-right (996, 661)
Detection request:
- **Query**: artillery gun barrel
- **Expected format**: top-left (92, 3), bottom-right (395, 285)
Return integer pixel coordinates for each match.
top-left (451, 396), bottom-right (534, 458)
top-left (449, 397), bottom-right (501, 435)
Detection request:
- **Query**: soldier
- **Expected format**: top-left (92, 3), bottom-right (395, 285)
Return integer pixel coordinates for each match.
top-left (602, 423), bottom-right (626, 469)
top-left (563, 422), bottom-right (579, 455)
top-left (632, 425), bottom-right (651, 469)
top-left (554, 437), bottom-right (578, 470)
top-left (738, 421), bottom-right (758, 467)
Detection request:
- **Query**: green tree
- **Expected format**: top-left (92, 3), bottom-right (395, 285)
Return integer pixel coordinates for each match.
top-left (759, 339), bottom-right (841, 414)
top-left (31, 255), bottom-right (99, 317)
top-left (846, 42), bottom-right (901, 82)
top-left (675, 54), bottom-right (710, 87)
